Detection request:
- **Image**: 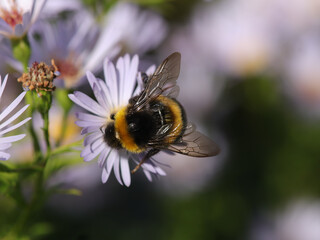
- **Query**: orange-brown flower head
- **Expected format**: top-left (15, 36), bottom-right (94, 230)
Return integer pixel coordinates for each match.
top-left (18, 60), bottom-right (59, 96)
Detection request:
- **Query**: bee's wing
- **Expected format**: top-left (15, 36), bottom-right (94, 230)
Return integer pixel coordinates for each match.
top-left (133, 52), bottom-right (181, 111)
top-left (167, 124), bottom-right (220, 157)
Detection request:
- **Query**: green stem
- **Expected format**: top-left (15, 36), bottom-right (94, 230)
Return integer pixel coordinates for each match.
top-left (29, 117), bottom-right (42, 157)
top-left (55, 109), bottom-right (69, 147)
top-left (42, 111), bottom-right (51, 155)
top-left (51, 139), bottom-right (83, 156)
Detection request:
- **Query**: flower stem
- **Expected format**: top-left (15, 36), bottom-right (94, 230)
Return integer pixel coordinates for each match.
top-left (42, 110), bottom-right (51, 154)
top-left (56, 109), bottom-right (69, 147)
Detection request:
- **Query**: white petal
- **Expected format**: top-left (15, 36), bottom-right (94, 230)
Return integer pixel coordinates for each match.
top-left (75, 120), bottom-right (101, 128)
top-left (81, 126), bottom-right (100, 135)
top-left (69, 93), bottom-right (105, 117)
top-left (122, 54), bottom-right (139, 103)
top-left (0, 74), bottom-right (8, 100)
top-left (116, 56), bottom-right (125, 105)
top-left (104, 59), bottom-right (118, 107)
top-left (81, 137), bottom-right (104, 157)
top-left (143, 169), bottom-right (153, 182)
top-left (0, 151), bottom-right (10, 161)
top-left (92, 83), bottom-right (109, 112)
top-left (107, 150), bottom-right (117, 174)
top-left (0, 134), bottom-right (26, 144)
top-left (0, 91), bottom-right (26, 122)
top-left (120, 157), bottom-right (131, 187)
top-left (0, 117), bottom-right (31, 135)
top-left (83, 132), bottom-right (102, 146)
top-left (0, 105), bottom-right (30, 130)
top-left (113, 154), bottom-right (123, 185)
top-left (74, 91), bottom-right (106, 116)
top-left (76, 112), bottom-right (105, 123)
top-left (140, 160), bottom-right (158, 174)
top-left (82, 141), bottom-right (104, 162)
top-left (30, 0), bottom-right (46, 24)
top-left (101, 168), bottom-right (110, 184)
top-left (98, 147), bottom-right (111, 168)
top-left (86, 71), bottom-right (98, 90)
top-left (0, 143), bottom-right (11, 151)
top-left (98, 78), bottom-right (114, 110)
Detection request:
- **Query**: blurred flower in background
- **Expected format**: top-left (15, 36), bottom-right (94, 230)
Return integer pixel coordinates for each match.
top-left (251, 200), bottom-right (320, 240)
top-left (283, 34), bottom-right (320, 116)
top-left (29, 2), bottom-right (167, 89)
top-left (29, 9), bottom-right (104, 88)
top-left (108, 3), bottom-right (167, 55)
top-left (191, 0), bottom-right (278, 77)
top-left (0, 0), bottom-right (46, 38)
top-left (0, 38), bottom-right (23, 74)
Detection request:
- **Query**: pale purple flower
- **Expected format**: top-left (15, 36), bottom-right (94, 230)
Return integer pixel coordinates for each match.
top-left (41, 0), bottom-right (82, 17)
top-left (0, 74), bottom-right (31, 160)
top-left (250, 199), bottom-right (320, 240)
top-left (282, 34), bottom-right (320, 116)
top-left (69, 55), bottom-right (165, 187)
top-left (0, 0), bottom-right (46, 38)
top-left (191, 0), bottom-right (278, 77)
top-left (29, 2), bottom-right (167, 88)
top-left (105, 3), bottom-right (168, 54)
top-left (29, 9), bottom-right (120, 88)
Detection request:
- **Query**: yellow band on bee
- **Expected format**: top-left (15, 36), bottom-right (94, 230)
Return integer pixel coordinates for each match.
top-left (114, 106), bottom-right (144, 153)
top-left (157, 96), bottom-right (184, 144)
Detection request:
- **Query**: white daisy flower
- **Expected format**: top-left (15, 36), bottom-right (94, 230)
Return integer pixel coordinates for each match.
top-left (0, 0), bottom-right (46, 38)
top-left (69, 55), bottom-right (165, 187)
top-left (0, 74), bottom-right (31, 160)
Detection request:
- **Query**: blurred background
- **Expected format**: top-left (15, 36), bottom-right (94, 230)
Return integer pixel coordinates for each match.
top-left (1, 0), bottom-right (320, 239)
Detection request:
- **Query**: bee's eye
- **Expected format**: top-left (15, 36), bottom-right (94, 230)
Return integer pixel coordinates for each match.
top-left (110, 113), bottom-right (115, 120)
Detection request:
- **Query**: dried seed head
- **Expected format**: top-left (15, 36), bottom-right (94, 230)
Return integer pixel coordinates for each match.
top-left (18, 60), bottom-right (59, 96)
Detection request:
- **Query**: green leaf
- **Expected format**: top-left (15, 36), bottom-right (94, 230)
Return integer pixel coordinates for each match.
top-left (44, 154), bottom-right (83, 180)
top-left (55, 88), bottom-right (73, 113)
top-left (0, 162), bottom-right (42, 174)
top-left (0, 162), bottom-right (13, 173)
top-left (29, 222), bottom-right (53, 238)
top-left (55, 188), bottom-right (82, 196)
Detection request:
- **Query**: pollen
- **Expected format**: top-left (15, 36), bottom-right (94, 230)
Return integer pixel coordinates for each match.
top-left (18, 60), bottom-right (59, 96)
top-left (0, 0), bottom-right (23, 29)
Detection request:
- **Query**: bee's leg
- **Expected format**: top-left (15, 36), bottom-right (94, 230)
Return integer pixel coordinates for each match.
top-left (131, 149), bottom-right (160, 174)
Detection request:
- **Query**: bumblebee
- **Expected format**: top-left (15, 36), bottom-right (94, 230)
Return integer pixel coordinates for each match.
top-left (103, 52), bottom-right (220, 173)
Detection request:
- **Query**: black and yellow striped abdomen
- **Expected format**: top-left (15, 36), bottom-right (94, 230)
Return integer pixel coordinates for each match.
top-left (113, 95), bottom-right (187, 153)
top-left (154, 95), bottom-right (187, 144)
